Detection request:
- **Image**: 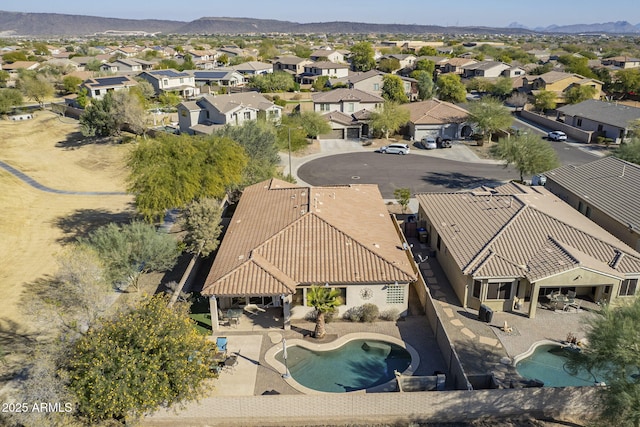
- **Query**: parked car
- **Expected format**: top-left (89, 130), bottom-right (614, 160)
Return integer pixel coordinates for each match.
top-left (379, 143), bottom-right (410, 155)
top-left (548, 131), bottom-right (567, 141)
top-left (438, 138), bottom-right (452, 148)
top-left (420, 137), bottom-right (437, 150)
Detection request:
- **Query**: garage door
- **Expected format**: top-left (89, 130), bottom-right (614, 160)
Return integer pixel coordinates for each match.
top-left (346, 127), bottom-right (360, 139)
top-left (319, 128), bottom-right (344, 139)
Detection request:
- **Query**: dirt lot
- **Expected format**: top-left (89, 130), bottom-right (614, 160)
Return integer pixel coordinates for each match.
top-left (0, 113), bottom-right (134, 323)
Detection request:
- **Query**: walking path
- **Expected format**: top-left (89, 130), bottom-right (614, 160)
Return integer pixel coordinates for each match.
top-left (0, 159), bottom-right (128, 196)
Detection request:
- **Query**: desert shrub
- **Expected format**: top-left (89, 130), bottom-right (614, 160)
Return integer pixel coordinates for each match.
top-left (274, 98), bottom-right (287, 107)
top-left (344, 306), bottom-right (363, 322)
top-left (361, 303), bottom-right (379, 323)
top-left (379, 308), bottom-right (400, 321)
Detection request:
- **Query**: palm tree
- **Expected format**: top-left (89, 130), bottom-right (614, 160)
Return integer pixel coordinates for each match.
top-left (306, 285), bottom-right (342, 339)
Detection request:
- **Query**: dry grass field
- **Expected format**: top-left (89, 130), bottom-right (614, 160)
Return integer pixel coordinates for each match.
top-left (0, 113), bottom-right (134, 323)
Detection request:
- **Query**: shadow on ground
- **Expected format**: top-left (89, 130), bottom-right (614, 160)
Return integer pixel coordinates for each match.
top-left (55, 207), bottom-right (135, 243)
top-left (423, 172), bottom-right (506, 189)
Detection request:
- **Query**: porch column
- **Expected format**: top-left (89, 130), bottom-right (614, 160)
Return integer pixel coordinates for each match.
top-left (528, 282), bottom-right (540, 319)
top-left (209, 296), bottom-right (219, 334)
top-left (282, 294), bottom-right (292, 331)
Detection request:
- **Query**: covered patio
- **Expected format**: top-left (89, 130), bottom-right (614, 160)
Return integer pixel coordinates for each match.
top-left (208, 292), bottom-right (294, 333)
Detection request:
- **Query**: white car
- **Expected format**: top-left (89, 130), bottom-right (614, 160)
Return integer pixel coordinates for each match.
top-left (379, 143), bottom-right (410, 155)
top-left (548, 131), bottom-right (567, 141)
top-left (420, 137), bottom-right (437, 150)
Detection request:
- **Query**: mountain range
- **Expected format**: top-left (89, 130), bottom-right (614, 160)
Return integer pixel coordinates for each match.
top-left (0, 11), bottom-right (639, 37)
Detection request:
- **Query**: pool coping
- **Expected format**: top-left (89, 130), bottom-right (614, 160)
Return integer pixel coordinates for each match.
top-left (512, 339), bottom-right (562, 366)
top-left (264, 332), bottom-right (421, 395)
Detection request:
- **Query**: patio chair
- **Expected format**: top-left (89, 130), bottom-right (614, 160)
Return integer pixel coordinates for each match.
top-left (216, 337), bottom-right (228, 355)
top-left (565, 299), bottom-right (582, 312)
top-left (217, 309), bottom-right (230, 326)
top-left (223, 353), bottom-right (239, 372)
top-left (567, 290), bottom-right (577, 299)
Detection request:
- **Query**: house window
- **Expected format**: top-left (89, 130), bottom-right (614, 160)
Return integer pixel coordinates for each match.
top-left (620, 279), bottom-right (637, 296)
top-left (336, 287), bottom-right (347, 305)
top-left (577, 118), bottom-right (582, 126)
top-left (95, 89), bottom-right (101, 95)
top-left (244, 112), bottom-right (251, 120)
top-left (292, 288), bottom-right (305, 306)
top-left (386, 285), bottom-right (404, 304)
top-left (472, 280), bottom-right (481, 299)
top-left (597, 124), bottom-right (603, 132)
top-left (180, 78), bottom-right (184, 84)
top-left (163, 79), bottom-right (168, 86)
top-left (373, 83), bottom-right (380, 91)
top-left (347, 103), bottom-right (355, 112)
top-left (320, 103), bottom-right (330, 112)
top-left (486, 282), bottom-right (511, 300)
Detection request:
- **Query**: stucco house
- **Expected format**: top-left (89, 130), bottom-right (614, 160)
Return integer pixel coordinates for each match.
top-left (523, 71), bottom-right (602, 104)
top-left (601, 56), bottom-right (640, 69)
top-left (191, 70), bottom-right (245, 88)
top-left (201, 178), bottom-right (417, 331)
top-left (231, 61), bottom-right (273, 76)
top-left (80, 75), bottom-right (138, 100)
top-left (300, 61), bottom-right (350, 84)
top-left (416, 183), bottom-right (640, 319)
top-left (461, 61), bottom-right (511, 78)
top-left (312, 88), bottom-right (383, 139)
top-left (403, 99), bottom-right (471, 141)
top-left (100, 58), bottom-right (154, 74)
top-left (272, 56), bottom-right (313, 81)
top-left (310, 49), bottom-right (345, 63)
top-left (177, 92), bottom-right (282, 135)
top-left (328, 70), bottom-right (384, 95)
top-left (441, 58), bottom-right (478, 75)
top-left (555, 99), bottom-right (640, 144)
top-left (137, 69), bottom-right (199, 97)
top-left (545, 157), bottom-right (640, 252)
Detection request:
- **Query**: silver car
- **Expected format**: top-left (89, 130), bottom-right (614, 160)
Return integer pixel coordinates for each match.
top-left (548, 131), bottom-right (567, 141)
top-left (379, 143), bottom-right (410, 155)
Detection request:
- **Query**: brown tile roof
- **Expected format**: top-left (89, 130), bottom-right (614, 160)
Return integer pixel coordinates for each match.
top-left (403, 99), bottom-right (469, 125)
top-left (202, 179), bottom-right (415, 296)
top-left (416, 184), bottom-right (640, 283)
top-left (322, 111), bottom-right (357, 126)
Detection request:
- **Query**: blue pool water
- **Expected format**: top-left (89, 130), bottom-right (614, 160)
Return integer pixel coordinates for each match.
top-left (275, 339), bottom-right (412, 393)
top-left (516, 344), bottom-right (605, 387)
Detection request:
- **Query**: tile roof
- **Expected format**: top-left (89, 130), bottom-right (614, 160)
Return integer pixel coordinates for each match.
top-left (203, 179), bottom-right (416, 296)
top-left (330, 70), bottom-right (383, 86)
top-left (274, 55), bottom-right (310, 65)
top-left (462, 61), bottom-right (509, 71)
top-left (556, 99), bottom-right (640, 129)
top-left (312, 88), bottom-right (384, 104)
top-left (82, 75), bottom-right (138, 89)
top-left (403, 99), bottom-right (469, 125)
top-left (197, 93), bottom-right (279, 114)
top-left (306, 61), bottom-right (350, 69)
top-left (546, 156), bottom-right (640, 232)
top-left (416, 184), bottom-right (640, 283)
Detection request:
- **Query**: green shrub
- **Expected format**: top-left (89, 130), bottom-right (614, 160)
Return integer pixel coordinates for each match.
top-left (379, 308), bottom-right (400, 321)
top-left (274, 98), bottom-right (287, 107)
top-left (361, 303), bottom-right (379, 323)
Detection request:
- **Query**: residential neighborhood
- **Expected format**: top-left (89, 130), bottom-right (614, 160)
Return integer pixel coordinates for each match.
top-left (3, 7), bottom-right (640, 427)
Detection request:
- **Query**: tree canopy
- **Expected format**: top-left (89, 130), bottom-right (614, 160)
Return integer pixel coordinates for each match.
top-left (0, 88), bottom-right (23, 114)
top-left (350, 42), bottom-right (376, 72)
top-left (381, 74), bottom-right (408, 103)
top-left (127, 133), bottom-right (247, 221)
top-left (300, 111), bottom-right (331, 139)
top-left (491, 133), bottom-right (560, 181)
top-left (67, 295), bottom-right (215, 423)
top-left (533, 90), bottom-right (557, 112)
top-left (564, 85), bottom-right (597, 104)
top-left (80, 91), bottom-right (147, 137)
top-left (614, 138), bottom-right (640, 165)
top-left (377, 57), bottom-right (401, 73)
top-left (436, 74), bottom-right (467, 103)
top-left (248, 72), bottom-right (295, 92)
top-left (466, 97), bottom-right (513, 144)
top-left (566, 298), bottom-right (640, 427)
top-left (181, 197), bottom-right (224, 257)
top-left (18, 73), bottom-right (54, 107)
top-left (413, 71), bottom-right (435, 101)
top-left (370, 102), bottom-right (410, 139)
top-left (81, 221), bottom-right (180, 291)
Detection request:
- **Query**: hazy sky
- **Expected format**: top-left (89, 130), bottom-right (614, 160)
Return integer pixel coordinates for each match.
top-left (2, 0), bottom-right (639, 29)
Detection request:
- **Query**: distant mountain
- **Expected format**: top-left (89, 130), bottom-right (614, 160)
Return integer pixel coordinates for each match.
top-left (0, 11), bottom-right (638, 36)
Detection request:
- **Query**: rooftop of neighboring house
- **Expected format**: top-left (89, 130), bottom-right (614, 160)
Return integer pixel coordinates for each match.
top-left (231, 61), bottom-right (273, 71)
top-left (546, 156), bottom-right (640, 232)
top-left (202, 179), bottom-right (416, 296)
top-left (603, 56), bottom-right (640, 63)
top-left (305, 61), bottom-right (350, 69)
top-left (143, 69), bottom-right (191, 78)
top-left (82, 75), bottom-right (138, 89)
top-left (403, 99), bottom-right (469, 125)
top-left (195, 92), bottom-right (280, 114)
top-left (330, 70), bottom-right (383, 85)
top-left (1, 61), bottom-right (39, 70)
top-left (311, 88), bottom-right (384, 104)
top-left (417, 183), bottom-right (640, 281)
top-left (556, 99), bottom-right (640, 128)
top-left (443, 57), bottom-right (478, 67)
top-left (462, 61), bottom-right (509, 71)
top-left (273, 55), bottom-right (312, 65)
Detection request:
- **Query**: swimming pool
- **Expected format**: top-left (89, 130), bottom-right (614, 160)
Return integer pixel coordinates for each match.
top-left (515, 342), bottom-right (605, 387)
top-left (266, 333), bottom-right (419, 394)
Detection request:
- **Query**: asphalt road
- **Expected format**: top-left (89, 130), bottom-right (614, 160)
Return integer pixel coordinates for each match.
top-left (511, 116), bottom-right (601, 166)
top-left (297, 151), bottom-right (520, 198)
